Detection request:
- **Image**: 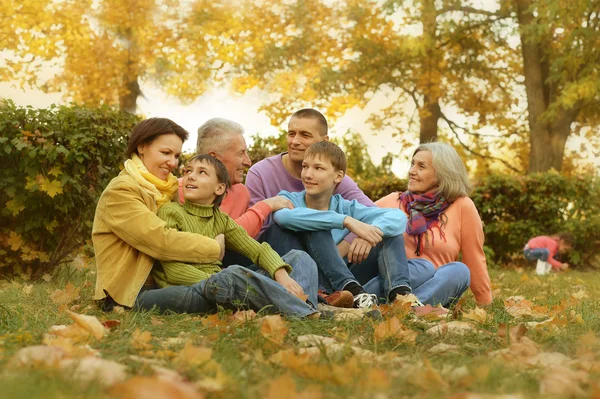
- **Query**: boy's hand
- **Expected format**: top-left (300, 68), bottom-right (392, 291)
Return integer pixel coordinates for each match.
top-left (347, 238), bottom-right (373, 264)
top-left (560, 262), bottom-right (569, 271)
top-left (263, 196), bottom-right (294, 212)
top-left (274, 268), bottom-right (305, 298)
top-left (337, 240), bottom-right (350, 258)
top-left (343, 217), bottom-right (383, 246)
top-left (215, 234), bottom-right (225, 261)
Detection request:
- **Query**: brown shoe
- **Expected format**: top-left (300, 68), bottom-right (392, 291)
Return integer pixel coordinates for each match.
top-left (318, 290), bottom-right (354, 308)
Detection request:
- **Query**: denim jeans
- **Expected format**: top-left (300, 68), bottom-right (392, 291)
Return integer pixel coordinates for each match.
top-left (524, 248), bottom-right (550, 262)
top-left (360, 257), bottom-right (471, 307)
top-left (243, 249), bottom-right (319, 308)
top-left (134, 265), bottom-right (316, 317)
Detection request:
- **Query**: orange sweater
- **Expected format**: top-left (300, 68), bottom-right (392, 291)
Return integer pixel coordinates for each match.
top-left (178, 180), bottom-right (271, 239)
top-left (376, 193), bottom-right (492, 305)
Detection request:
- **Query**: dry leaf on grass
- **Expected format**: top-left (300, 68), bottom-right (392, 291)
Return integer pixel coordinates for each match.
top-left (60, 357), bottom-right (127, 387)
top-left (539, 365), bottom-right (589, 397)
top-left (497, 323), bottom-right (528, 343)
top-left (426, 321), bottom-right (478, 336)
top-left (8, 345), bottom-right (68, 369)
top-left (230, 309), bottom-right (257, 323)
top-left (428, 343), bottom-right (459, 354)
top-left (260, 315), bottom-right (289, 345)
top-left (463, 308), bottom-right (488, 323)
top-left (110, 376), bottom-right (204, 399)
top-left (50, 282), bottom-right (81, 305)
top-left (504, 296), bottom-right (546, 319)
top-left (374, 317), bottom-right (418, 344)
top-left (150, 316), bottom-right (164, 326)
top-left (42, 335), bottom-right (99, 358)
top-left (297, 335), bottom-right (338, 348)
top-left (173, 341), bottom-right (215, 371)
top-left (67, 311), bottom-right (107, 340)
top-left (131, 328), bottom-right (153, 351)
top-left (446, 393), bottom-right (524, 399)
top-left (22, 284), bottom-right (33, 295)
top-left (263, 373), bottom-right (322, 399)
top-left (408, 358), bottom-right (449, 391)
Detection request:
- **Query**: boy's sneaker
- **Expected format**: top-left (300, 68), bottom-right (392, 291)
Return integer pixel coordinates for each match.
top-left (353, 292), bottom-right (378, 308)
top-left (318, 290), bottom-right (354, 308)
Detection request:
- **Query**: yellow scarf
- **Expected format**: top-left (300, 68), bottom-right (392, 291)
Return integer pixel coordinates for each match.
top-left (124, 154), bottom-right (178, 209)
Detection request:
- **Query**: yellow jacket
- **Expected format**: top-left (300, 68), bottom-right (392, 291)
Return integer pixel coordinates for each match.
top-left (92, 170), bottom-right (221, 307)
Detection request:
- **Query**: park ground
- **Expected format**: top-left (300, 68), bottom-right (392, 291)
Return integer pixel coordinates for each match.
top-left (0, 260), bottom-right (599, 399)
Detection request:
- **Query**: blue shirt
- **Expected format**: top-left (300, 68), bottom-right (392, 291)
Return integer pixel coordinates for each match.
top-left (273, 190), bottom-right (407, 244)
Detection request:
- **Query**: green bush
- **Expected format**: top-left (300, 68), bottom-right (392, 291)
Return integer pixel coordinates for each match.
top-left (0, 101), bottom-right (140, 276)
top-left (471, 173), bottom-right (600, 268)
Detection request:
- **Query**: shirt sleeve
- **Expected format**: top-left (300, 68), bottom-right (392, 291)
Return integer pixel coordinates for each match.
top-left (459, 199), bottom-right (492, 305)
top-left (342, 199), bottom-right (407, 237)
top-left (273, 207), bottom-right (347, 232)
top-left (233, 201), bottom-right (272, 239)
top-left (102, 183), bottom-right (220, 263)
top-left (245, 168), bottom-right (267, 208)
top-left (219, 213), bottom-right (291, 277)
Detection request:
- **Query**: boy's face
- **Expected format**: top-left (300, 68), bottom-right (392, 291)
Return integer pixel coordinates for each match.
top-left (301, 155), bottom-right (344, 197)
top-left (182, 160), bottom-right (226, 205)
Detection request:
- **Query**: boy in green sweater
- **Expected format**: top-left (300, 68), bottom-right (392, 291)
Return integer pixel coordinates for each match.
top-left (151, 154), bottom-right (319, 316)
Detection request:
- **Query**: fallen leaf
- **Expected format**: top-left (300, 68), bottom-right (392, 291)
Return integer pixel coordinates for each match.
top-left (297, 335), bottom-right (338, 348)
top-left (8, 345), bottom-right (68, 369)
top-left (373, 317), bottom-right (417, 344)
top-left (113, 306), bottom-right (125, 314)
top-left (428, 343), bottom-right (459, 354)
top-left (67, 311), bottom-right (107, 340)
top-left (504, 296), bottom-right (545, 319)
top-left (102, 320), bottom-right (121, 330)
top-left (497, 324), bottom-right (528, 344)
top-left (110, 376), bottom-right (204, 399)
top-left (427, 321), bottom-right (478, 336)
top-left (260, 315), bottom-right (289, 345)
top-left (230, 309), bottom-right (257, 323)
top-left (22, 284), bottom-right (33, 295)
top-left (539, 366), bottom-right (588, 396)
top-left (41, 273), bottom-right (53, 282)
top-left (173, 341), bottom-right (214, 370)
top-left (150, 316), bottom-right (164, 326)
top-left (408, 358), bottom-right (449, 391)
top-left (50, 282), bottom-right (81, 305)
top-left (60, 357), bottom-right (128, 387)
top-left (463, 308), bottom-right (487, 323)
top-left (526, 352), bottom-right (572, 368)
top-left (131, 329), bottom-right (153, 351)
top-left (263, 373), bottom-right (321, 399)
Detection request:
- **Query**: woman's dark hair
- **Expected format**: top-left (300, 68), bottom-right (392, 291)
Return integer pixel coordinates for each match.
top-left (126, 118), bottom-right (189, 158)
top-left (186, 154), bottom-right (231, 208)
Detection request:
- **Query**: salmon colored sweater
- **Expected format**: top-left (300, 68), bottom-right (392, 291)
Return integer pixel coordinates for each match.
top-left (376, 193), bottom-right (492, 305)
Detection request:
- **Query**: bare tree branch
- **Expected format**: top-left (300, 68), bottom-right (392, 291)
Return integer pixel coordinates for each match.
top-left (440, 112), bottom-right (522, 173)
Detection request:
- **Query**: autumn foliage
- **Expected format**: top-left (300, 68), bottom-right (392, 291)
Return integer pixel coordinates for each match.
top-left (0, 101), bottom-right (140, 275)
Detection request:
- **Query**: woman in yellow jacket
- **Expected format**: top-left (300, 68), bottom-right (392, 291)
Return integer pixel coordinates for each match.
top-left (92, 118), bottom-right (319, 317)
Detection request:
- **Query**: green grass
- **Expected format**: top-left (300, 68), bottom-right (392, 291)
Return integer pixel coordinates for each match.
top-left (1, 265), bottom-right (599, 398)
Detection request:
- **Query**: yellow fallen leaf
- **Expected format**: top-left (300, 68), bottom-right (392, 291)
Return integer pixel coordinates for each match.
top-left (463, 307), bottom-right (487, 323)
top-left (67, 311), bottom-right (107, 340)
top-left (60, 357), bottom-right (128, 387)
top-left (373, 317), bottom-right (418, 344)
top-left (173, 341), bottom-right (213, 369)
top-left (426, 321), bottom-right (478, 336)
top-left (539, 366), bottom-right (588, 396)
top-left (263, 373), bottom-right (321, 399)
top-left (230, 309), bottom-right (257, 323)
top-left (50, 282), bottom-right (81, 305)
top-left (259, 315), bottom-right (289, 345)
top-left (22, 284), bottom-right (33, 296)
top-left (131, 329), bottom-right (153, 351)
top-left (8, 345), bottom-right (68, 369)
top-left (110, 376), bottom-right (204, 399)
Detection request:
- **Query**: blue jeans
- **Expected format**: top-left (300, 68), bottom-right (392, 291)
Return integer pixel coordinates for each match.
top-left (135, 263), bottom-right (316, 317)
top-left (243, 249), bottom-right (319, 308)
top-left (263, 224), bottom-right (411, 300)
top-left (524, 248), bottom-right (550, 262)
top-left (359, 257), bottom-right (470, 307)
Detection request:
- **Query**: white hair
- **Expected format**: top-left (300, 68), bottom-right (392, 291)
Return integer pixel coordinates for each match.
top-left (196, 118), bottom-right (244, 154)
top-left (413, 142), bottom-right (471, 202)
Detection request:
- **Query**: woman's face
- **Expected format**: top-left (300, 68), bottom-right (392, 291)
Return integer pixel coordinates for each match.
top-left (137, 134), bottom-right (183, 181)
top-left (408, 150), bottom-right (439, 194)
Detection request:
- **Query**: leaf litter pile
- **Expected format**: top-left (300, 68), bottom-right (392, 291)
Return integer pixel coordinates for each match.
top-left (1, 266), bottom-right (600, 398)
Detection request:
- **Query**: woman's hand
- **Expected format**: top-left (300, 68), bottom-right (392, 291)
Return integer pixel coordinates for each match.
top-left (262, 196), bottom-right (294, 212)
top-left (215, 234), bottom-right (225, 261)
top-left (274, 268), bottom-right (305, 299)
top-left (347, 238), bottom-right (373, 264)
top-left (343, 217), bottom-right (383, 246)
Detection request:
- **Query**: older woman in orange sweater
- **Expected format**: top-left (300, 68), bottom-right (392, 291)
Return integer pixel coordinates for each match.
top-left (375, 142), bottom-right (491, 307)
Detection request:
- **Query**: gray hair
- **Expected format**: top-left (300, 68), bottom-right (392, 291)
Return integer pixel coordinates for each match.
top-left (196, 118), bottom-right (244, 154)
top-left (413, 142), bottom-right (471, 202)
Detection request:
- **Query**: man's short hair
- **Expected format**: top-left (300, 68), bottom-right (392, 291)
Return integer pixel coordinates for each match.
top-left (186, 154), bottom-right (231, 208)
top-left (304, 141), bottom-right (347, 174)
top-left (290, 108), bottom-right (328, 136)
top-left (196, 118), bottom-right (244, 154)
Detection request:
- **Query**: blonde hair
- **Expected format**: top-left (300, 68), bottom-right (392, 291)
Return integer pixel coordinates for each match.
top-left (413, 142), bottom-right (471, 202)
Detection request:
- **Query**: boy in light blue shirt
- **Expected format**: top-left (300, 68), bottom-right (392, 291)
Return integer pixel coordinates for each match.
top-left (272, 141), bottom-right (413, 308)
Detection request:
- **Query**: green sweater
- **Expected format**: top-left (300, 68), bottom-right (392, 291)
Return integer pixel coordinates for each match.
top-left (152, 201), bottom-right (291, 287)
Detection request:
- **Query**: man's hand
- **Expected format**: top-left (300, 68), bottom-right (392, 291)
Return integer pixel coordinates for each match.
top-left (215, 234), bottom-right (225, 261)
top-left (343, 217), bottom-right (383, 246)
top-left (337, 240), bottom-right (350, 258)
top-left (347, 237), bottom-right (374, 264)
top-left (262, 196), bottom-right (294, 213)
top-left (274, 268), bottom-right (305, 298)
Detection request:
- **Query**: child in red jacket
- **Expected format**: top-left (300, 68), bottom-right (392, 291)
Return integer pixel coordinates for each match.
top-left (524, 233), bottom-right (573, 275)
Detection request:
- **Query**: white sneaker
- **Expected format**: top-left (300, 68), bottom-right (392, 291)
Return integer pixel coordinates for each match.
top-left (535, 259), bottom-right (552, 275)
top-left (353, 293), bottom-right (378, 308)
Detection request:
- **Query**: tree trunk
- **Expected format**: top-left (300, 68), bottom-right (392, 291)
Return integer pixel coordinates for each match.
top-left (517, 0), bottom-right (577, 173)
top-left (418, 0), bottom-right (442, 143)
top-left (419, 98), bottom-right (441, 143)
top-left (119, 73), bottom-right (140, 114)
